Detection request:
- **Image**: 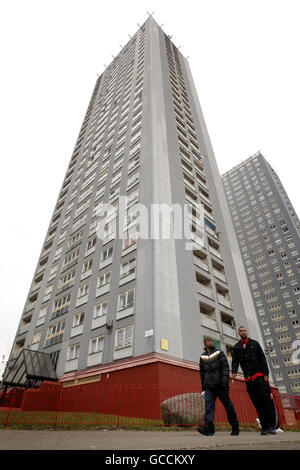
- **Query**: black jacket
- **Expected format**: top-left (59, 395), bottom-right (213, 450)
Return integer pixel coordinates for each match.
top-left (199, 346), bottom-right (229, 390)
top-left (231, 338), bottom-right (269, 379)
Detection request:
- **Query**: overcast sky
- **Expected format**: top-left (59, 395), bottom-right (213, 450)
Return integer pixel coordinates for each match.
top-left (1, 0), bottom-right (299, 376)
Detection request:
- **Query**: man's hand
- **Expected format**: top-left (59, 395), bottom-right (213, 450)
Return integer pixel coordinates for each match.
top-left (264, 376), bottom-right (269, 382)
top-left (270, 393), bottom-right (273, 400)
top-left (232, 373), bottom-right (237, 383)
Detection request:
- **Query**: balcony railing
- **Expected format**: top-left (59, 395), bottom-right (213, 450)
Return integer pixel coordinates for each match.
top-left (217, 294), bottom-right (232, 309)
top-left (197, 284), bottom-right (214, 300)
top-left (200, 314), bottom-right (218, 331)
top-left (193, 256), bottom-right (209, 272)
top-left (222, 323), bottom-right (237, 338)
top-left (209, 246), bottom-right (222, 260)
top-left (213, 269), bottom-right (226, 283)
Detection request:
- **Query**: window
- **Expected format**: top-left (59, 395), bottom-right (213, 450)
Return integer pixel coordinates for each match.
top-left (115, 325), bottom-right (134, 350)
top-left (82, 259), bottom-right (93, 273)
top-left (67, 344), bottom-right (80, 361)
top-left (101, 246), bottom-right (113, 261)
top-left (97, 271), bottom-right (111, 287)
top-left (53, 294), bottom-right (71, 312)
top-left (68, 231), bottom-right (83, 249)
top-left (59, 270), bottom-right (75, 289)
top-left (86, 237), bottom-right (96, 251)
top-left (77, 284), bottom-right (89, 298)
top-left (118, 288), bottom-right (135, 311)
top-left (122, 226), bottom-right (137, 251)
top-left (89, 336), bottom-right (104, 354)
top-left (63, 249), bottom-right (80, 267)
top-left (94, 301), bottom-right (108, 318)
top-left (120, 258), bottom-right (136, 278)
top-left (73, 312), bottom-right (85, 327)
top-left (45, 320), bottom-right (65, 347)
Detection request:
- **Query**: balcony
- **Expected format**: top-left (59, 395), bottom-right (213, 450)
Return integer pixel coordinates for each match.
top-left (209, 246), bottom-right (222, 260)
top-left (87, 351), bottom-right (103, 367)
top-left (24, 303), bottom-right (36, 314)
top-left (57, 281), bottom-right (74, 295)
top-left (119, 269), bottom-right (136, 286)
top-left (200, 314), bottom-right (218, 331)
top-left (76, 295), bottom-right (88, 308)
top-left (197, 177), bottom-right (208, 192)
top-left (18, 324), bottom-right (29, 336)
top-left (61, 259), bottom-right (78, 273)
top-left (217, 294), bottom-right (232, 309)
top-left (51, 305), bottom-right (69, 320)
top-left (193, 255), bottom-right (209, 272)
top-left (182, 165), bottom-right (194, 179)
top-left (70, 323), bottom-right (84, 338)
top-left (128, 159), bottom-right (140, 174)
top-left (213, 269), bottom-right (226, 283)
top-left (30, 282), bottom-right (42, 293)
top-left (92, 314), bottom-right (107, 330)
top-left (184, 179), bottom-right (196, 192)
top-left (185, 194), bottom-right (197, 207)
top-left (205, 225), bottom-right (217, 239)
top-left (197, 283), bottom-right (214, 300)
top-left (222, 323), bottom-right (237, 338)
top-left (114, 345), bottom-right (133, 361)
top-left (116, 304), bottom-right (135, 320)
top-left (204, 209), bottom-right (214, 222)
top-left (96, 283), bottom-right (110, 298)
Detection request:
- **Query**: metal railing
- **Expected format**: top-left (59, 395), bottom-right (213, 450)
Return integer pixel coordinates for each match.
top-left (0, 383), bottom-right (299, 430)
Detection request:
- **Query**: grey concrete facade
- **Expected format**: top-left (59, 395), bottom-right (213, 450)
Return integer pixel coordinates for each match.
top-left (222, 152), bottom-right (300, 394)
top-left (5, 18), bottom-right (259, 382)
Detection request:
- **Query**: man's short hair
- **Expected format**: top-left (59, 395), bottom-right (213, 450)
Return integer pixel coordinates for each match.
top-left (204, 336), bottom-right (213, 344)
top-left (238, 325), bottom-right (247, 332)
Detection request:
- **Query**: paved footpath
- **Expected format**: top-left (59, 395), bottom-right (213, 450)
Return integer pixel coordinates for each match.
top-left (0, 429), bottom-right (300, 450)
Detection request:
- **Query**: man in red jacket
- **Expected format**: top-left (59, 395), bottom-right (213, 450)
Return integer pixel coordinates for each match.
top-left (232, 326), bottom-right (277, 435)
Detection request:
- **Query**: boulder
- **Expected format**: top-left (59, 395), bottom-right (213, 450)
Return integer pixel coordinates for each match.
top-left (160, 392), bottom-right (205, 426)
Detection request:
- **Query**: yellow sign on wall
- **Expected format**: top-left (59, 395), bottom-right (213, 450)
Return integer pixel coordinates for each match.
top-left (160, 338), bottom-right (168, 351)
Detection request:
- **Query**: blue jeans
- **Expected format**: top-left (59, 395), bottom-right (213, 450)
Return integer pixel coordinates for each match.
top-left (204, 387), bottom-right (239, 428)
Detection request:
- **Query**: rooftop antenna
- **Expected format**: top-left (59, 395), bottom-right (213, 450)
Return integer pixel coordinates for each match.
top-left (178, 46), bottom-right (182, 50)
top-left (186, 56), bottom-right (190, 60)
top-left (128, 34), bottom-right (132, 38)
top-left (103, 64), bottom-right (107, 68)
top-left (120, 45), bottom-right (123, 49)
top-left (160, 23), bottom-right (164, 28)
top-left (146, 11), bottom-right (155, 17)
top-left (111, 55), bottom-right (115, 59)
top-left (137, 23), bottom-right (141, 28)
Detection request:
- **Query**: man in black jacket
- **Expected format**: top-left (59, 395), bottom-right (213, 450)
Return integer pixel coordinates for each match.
top-left (198, 337), bottom-right (239, 436)
top-left (232, 326), bottom-right (277, 435)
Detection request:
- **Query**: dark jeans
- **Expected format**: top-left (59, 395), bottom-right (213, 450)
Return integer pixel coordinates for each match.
top-left (204, 386), bottom-right (239, 428)
top-left (246, 376), bottom-right (276, 429)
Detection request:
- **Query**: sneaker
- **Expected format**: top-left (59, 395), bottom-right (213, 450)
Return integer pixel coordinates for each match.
top-left (268, 426), bottom-right (277, 435)
top-left (260, 428), bottom-right (269, 436)
top-left (197, 425), bottom-right (215, 436)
